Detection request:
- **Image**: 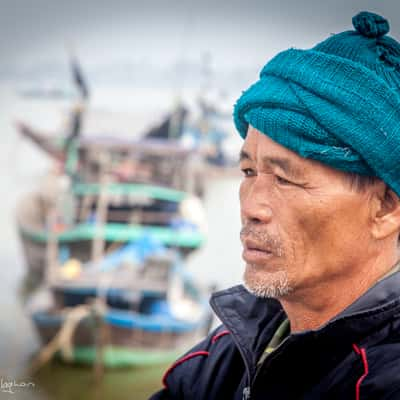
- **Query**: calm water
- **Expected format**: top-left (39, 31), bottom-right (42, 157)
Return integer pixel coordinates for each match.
top-left (0, 83), bottom-right (243, 400)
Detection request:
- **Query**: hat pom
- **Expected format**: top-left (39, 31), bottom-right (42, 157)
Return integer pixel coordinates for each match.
top-left (352, 11), bottom-right (389, 38)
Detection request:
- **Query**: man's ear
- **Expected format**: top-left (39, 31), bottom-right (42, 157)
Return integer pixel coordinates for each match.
top-left (371, 186), bottom-right (400, 240)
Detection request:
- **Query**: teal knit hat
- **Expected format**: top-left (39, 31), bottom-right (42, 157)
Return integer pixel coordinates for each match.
top-left (234, 11), bottom-right (400, 195)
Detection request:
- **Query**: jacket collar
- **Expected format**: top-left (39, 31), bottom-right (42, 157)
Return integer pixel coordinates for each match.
top-left (210, 285), bottom-right (285, 375)
top-left (210, 271), bottom-right (400, 374)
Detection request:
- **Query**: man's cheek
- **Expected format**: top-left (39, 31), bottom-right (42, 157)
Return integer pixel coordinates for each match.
top-left (296, 210), bottom-right (330, 244)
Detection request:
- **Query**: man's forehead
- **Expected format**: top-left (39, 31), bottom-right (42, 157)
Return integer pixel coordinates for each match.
top-left (241, 127), bottom-right (303, 164)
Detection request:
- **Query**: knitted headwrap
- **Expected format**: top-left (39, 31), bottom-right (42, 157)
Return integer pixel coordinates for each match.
top-left (234, 11), bottom-right (400, 196)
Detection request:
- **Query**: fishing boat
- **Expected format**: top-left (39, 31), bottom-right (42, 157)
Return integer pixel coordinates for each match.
top-left (27, 246), bottom-right (213, 368)
top-left (16, 174), bottom-right (207, 286)
top-left (18, 56), bottom-right (215, 369)
top-left (16, 120), bottom-right (209, 283)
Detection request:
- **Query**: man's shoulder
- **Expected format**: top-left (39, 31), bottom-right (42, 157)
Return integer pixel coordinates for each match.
top-left (162, 324), bottom-right (236, 382)
top-left (365, 341), bottom-right (400, 376)
top-left (150, 324), bottom-right (240, 400)
top-left (354, 340), bottom-right (400, 398)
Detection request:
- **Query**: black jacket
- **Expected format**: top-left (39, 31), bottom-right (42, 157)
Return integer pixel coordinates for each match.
top-left (150, 272), bottom-right (400, 399)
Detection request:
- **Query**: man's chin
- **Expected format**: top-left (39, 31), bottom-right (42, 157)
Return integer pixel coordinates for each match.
top-left (243, 267), bottom-right (292, 298)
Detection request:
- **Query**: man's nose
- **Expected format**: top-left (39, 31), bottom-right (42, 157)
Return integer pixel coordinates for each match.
top-left (240, 176), bottom-right (273, 224)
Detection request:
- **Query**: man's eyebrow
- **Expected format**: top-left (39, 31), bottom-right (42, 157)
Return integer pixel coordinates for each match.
top-left (239, 152), bottom-right (305, 178)
top-left (239, 150), bottom-right (252, 162)
top-left (262, 156), bottom-right (305, 178)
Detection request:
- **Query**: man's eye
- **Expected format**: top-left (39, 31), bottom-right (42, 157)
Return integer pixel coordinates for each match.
top-left (276, 175), bottom-right (292, 185)
top-left (241, 168), bottom-right (256, 177)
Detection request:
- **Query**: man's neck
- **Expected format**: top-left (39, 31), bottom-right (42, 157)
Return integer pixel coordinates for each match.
top-left (279, 255), bottom-right (400, 333)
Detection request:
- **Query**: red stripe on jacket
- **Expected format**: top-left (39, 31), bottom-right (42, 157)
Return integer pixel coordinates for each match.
top-left (352, 344), bottom-right (369, 400)
top-left (162, 351), bottom-right (210, 388)
top-left (212, 330), bottom-right (230, 344)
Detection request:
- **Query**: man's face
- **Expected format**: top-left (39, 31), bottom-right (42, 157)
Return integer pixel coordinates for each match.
top-left (239, 126), bottom-right (374, 299)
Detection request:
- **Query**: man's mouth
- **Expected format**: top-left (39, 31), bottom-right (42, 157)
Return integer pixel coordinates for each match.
top-left (242, 238), bottom-right (274, 263)
top-left (242, 238), bottom-right (273, 253)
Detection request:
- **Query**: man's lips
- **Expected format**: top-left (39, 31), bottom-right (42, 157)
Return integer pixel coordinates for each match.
top-left (242, 238), bottom-right (273, 253)
top-left (241, 238), bottom-right (274, 263)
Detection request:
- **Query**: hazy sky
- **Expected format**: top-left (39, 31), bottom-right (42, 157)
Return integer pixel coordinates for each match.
top-left (1, 0), bottom-right (400, 81)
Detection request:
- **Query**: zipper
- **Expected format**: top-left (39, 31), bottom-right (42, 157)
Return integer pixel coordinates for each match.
top-left (242, 386), bottom-right (251, 400)
top-left (228, 332), bottom-right (252, 399)
top-left (209, 297), bottom-right (253, 399)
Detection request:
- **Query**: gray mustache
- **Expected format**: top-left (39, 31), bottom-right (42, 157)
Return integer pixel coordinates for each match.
top-left (240, 226), bottom-right (284, 257)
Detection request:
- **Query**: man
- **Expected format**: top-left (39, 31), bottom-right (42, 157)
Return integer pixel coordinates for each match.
top-left (150, 11), bottom-right (400, 399)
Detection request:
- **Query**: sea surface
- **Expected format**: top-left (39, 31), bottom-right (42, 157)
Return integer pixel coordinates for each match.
top-left (0, 83), bottom-right (243, 400)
